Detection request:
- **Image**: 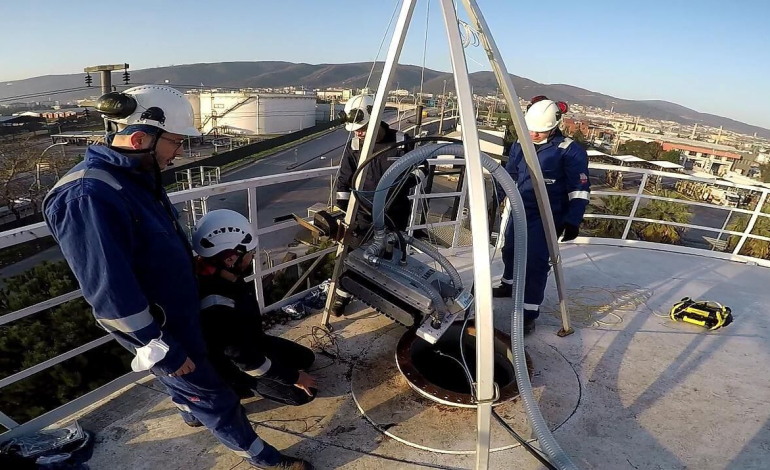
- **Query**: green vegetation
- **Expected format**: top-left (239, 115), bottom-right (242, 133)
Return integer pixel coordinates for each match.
top-left (617, 140), bottom-right (664, 160)
top-left (633, 199), bottom-right (693, 244)
top-left (582, 196), bottom-right (633, 239)
top-left (759, 163), bottom-right (770, 183)
top-left (570, 129), bottom-right (587, 146)
top-left (727, 215), bottom-right (770, 259)
top-left (659, 149), bottom-right (682, 164)
top-left (0, 261), bottom-right (131, 424)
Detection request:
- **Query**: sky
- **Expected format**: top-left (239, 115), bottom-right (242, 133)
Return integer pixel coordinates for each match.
top-left (1, 0), bottom-right (769, 128)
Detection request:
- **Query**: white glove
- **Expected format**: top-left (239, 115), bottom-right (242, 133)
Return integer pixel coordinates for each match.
top-left (131, 338), bottom-right (170, 372)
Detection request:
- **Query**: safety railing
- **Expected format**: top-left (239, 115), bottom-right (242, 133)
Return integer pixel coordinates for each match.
top-left (0, 166), bottom-right (339, 442)
top-left (0, 149), bottom-right (474, 442)
top-left (580, 162), bottom-right (770, 267)
top-left (7, 156), bottom-right (768, 441)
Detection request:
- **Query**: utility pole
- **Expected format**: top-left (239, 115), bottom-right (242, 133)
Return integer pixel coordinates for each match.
top-left (438, 79), bottom-right (447, 134)
top-left (84, 64), bottom-right (129, 95)
top-left (330, 98), bottom-right (336, 122)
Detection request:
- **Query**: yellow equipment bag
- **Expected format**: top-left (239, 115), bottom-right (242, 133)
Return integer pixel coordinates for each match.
top-left (669, 297), bottom-right (732, 330)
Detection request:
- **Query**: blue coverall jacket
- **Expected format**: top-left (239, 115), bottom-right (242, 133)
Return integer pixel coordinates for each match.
top-left (505, 130), bottom-right (591, 227)
top-left (44, 145), bottom-right (270, 461)
top-left (44, 145), bottom-right (204, 375)
top-left (501, 131), bottom-right (590, 317)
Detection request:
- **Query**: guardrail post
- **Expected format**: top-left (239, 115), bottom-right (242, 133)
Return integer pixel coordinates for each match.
top-left (733, 191), bottom-right (768, 255)
top-left (0, 411), bottom-right (19, 431)
top-left (451, 173), bottom-right (468, 251)
top-left (247, 187), bottom-right (266, 310)
top-left (622, 173), bottom-right (648, 240)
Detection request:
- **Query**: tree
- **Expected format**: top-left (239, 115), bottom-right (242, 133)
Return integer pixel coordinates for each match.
top-left (571, 129), bottom-right (587, 146)
top-left (659, 149), bottom-right (682, 164)
top-left (726, 215), bottom-right (770, 259)
top-left (617, 140), bottom-right (663, 161)
top-left (0, 261), bottom-right (131, 423)
top-left (633, 198), bottom-right (692, 244)
top-left (503, 121), bottom-right (518, 155)
top-left (759, 163), bottom-right (770, 183)
top-left (0, 136), bottom-right (79, 220)
top-left (582, 195), bottom-right (633, 238)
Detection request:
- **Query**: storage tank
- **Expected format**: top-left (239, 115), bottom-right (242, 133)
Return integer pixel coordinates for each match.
top-left (185, 93), bottom-right (201, 131)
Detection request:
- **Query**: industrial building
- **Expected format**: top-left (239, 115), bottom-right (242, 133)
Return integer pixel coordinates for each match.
top-left (0, 115), bottom-right (46, 136)
top-left (186, 91), bottom-right (316, 136)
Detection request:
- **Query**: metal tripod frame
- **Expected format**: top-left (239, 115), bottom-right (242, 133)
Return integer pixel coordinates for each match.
top-left (319, 0), bottom-right (573, 466)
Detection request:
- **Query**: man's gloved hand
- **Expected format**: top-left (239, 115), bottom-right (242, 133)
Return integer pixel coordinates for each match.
top-left (560, 223), bottom-right (580, 242)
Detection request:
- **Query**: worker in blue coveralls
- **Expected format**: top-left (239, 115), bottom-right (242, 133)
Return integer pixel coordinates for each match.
top-left (43, 85), bottom-right (312, 470)
top-left (493, 97), bottom-right (590, 334)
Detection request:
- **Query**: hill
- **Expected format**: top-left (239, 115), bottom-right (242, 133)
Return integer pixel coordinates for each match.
top-left (2, 61), bottom-right (768, 138)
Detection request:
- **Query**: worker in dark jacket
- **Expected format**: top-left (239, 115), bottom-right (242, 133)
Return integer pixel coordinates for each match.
top-left (188, 209), bottom-right (317, 413)
top-left (494, 98), bottom-right (590, 334)
top-left (43, 85), bottom-right (312, 470)
top-left (332, 94), bottom-right (418, 316)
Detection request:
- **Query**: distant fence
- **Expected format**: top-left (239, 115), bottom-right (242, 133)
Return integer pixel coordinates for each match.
top-left (161, 120), bottom-right (340, 186)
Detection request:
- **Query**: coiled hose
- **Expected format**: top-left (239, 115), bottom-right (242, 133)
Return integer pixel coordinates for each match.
top-left (502, 167), bottom-right (578, 470)
top-left (370, 143), bottom-right (577, 469)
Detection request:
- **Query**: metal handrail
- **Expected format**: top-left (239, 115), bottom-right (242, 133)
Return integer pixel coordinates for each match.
top-left (4, 159), bottom-right (770, 438)
top-left (582, 162), bottom-right (770, 258)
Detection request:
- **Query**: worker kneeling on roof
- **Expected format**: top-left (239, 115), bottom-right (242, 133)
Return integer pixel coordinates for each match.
top-left (43, 85), bottom-right (312, 470)
top-left (494, 96), bottom-right (590, 335)
top-left (189, 209), bottom-right (318, 414)
top-left (331, 94), bottom-right (420, 317)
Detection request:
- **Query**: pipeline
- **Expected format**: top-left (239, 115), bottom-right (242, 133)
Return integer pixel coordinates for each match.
top-left (370, 143), bottom-right (577, 469)
top-left (501, 163), bottom-right (578, 470)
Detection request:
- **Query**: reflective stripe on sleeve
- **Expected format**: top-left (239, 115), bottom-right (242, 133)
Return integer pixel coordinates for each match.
top-left (98, 307), bottom-right (154, 333)
top-left (568, 191), bottom-right (590, 201)
top-left (200, 295), bottom-right (236, 310)
top-left (244, 358), bottom-right (272, 377)
top-left (336, 191), bottom-right (351, 200)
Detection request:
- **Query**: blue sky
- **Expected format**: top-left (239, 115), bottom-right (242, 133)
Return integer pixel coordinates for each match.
top-left (1, 0), bottom-right (769, 128)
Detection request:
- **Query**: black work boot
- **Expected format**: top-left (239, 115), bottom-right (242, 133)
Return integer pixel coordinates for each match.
top-left (330, 293), bottom-right (352, 317)
top-left (248, 442), bottom-right (314, 470)
top-left (492, 282), bottom-right (513, 298)
top-left (523, 318), bottom-right (536, 336)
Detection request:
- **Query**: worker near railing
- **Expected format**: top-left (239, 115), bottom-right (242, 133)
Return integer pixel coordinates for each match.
top-left (331, 94), bottom-right (417, 317)
top-left (494, 97), bottom-right (590, 334)
top-left (43, 85), bottom-right (312, 470)
top-left (190, 209), bottom-right (318, 412)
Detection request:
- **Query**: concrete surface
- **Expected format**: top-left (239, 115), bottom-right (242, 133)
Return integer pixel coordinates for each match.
top-left (58, 244), bottom-right (770, 469)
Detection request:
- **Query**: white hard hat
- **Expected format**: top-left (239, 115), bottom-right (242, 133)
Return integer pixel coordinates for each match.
top-left (342, 94), bottom-right (374, 131)
top-left (95, 85), bottom-right (200, 137)
top-left (525, 99), bottom-right (562, 133)
top-left (193, 209), bottom-right (257, 258)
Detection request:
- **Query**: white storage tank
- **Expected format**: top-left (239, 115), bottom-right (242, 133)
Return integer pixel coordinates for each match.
top-left (194, 92), bottom-right (316, 136)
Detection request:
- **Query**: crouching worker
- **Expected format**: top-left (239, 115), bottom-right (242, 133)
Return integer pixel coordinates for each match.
top-left (189, 209), bottom-right (318, 414)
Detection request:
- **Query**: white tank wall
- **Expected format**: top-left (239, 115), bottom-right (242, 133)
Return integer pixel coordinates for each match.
top-left (257, 96), bottom-right (316, 135)
top-left (186, 93), bottom-right (201, 131)
top-left (195, 93), bottom-right (316, 136)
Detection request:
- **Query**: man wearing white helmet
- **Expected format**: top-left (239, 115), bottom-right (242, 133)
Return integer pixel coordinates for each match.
top-left (494, 96), bottom-right (590, 335)
top-left (190, 209), bottom-right (318, 409)
top-left (331, 94), bottom-right (418, 317)
top-left (43, 86), bottom-right (311, 469)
